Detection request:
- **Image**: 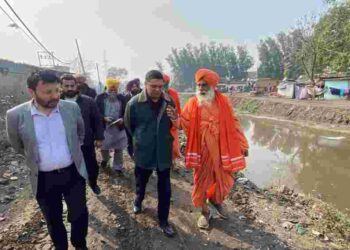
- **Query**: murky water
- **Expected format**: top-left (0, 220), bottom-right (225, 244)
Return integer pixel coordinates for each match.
top-left (240, 116), bottom-right (350, 214)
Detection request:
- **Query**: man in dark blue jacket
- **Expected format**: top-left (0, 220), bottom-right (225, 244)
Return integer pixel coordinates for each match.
top-left (60, 74), bottom-right (104, 195)
top-left (124, 70), bottom-right (177, 237)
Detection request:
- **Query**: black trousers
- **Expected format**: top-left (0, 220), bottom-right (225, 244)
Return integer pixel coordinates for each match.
top-left (36, 165), bottom-right (88, 250)
top-left (134, 166), bottom-right (171, 226)
top-left (81, 145), bottom-right (99, 187)
top-left (126, 130), bottom-right (134, 158)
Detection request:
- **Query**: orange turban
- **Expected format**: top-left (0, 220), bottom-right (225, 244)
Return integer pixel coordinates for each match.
top-left (195, 68), bottom-right (220, 87)
top-left (163, 74), bottom-right (170, 84)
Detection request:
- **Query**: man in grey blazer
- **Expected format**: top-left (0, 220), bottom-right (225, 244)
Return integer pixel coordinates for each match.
top-left (6, 70), bottom-right (89, 250)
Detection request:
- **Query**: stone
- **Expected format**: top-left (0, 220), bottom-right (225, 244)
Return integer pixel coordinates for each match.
top-left (282, 221), bottom-right (293, 230)
top-left (236, 178), bottom-right (249, 185)
top-left (0, 178), bottom-right (9, 185)
top-left (10, 176), bottom-right (18, 181)
top-left (278, 185), bottom-right (289, 194)
top-left (10, 161), bottom-right (18, 166)
top-left (2, 172), bottom-right (12, 178)
top-left (215, 241), bottom-right (222, 247)
top-left (42, 243), bottom-right (52, 250)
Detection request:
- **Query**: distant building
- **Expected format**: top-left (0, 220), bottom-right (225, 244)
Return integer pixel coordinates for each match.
top-left (321, 76), bottom-right (350, 100)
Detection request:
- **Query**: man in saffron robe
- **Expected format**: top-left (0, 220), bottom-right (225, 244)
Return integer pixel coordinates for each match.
top-left (163, 74), bottom-right (181, 159)
top-left (168, 68), bottom-right (249, 229)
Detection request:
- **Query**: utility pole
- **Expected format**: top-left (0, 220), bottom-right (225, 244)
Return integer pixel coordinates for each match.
top-left (96, 63), bottom-right (101, 83)
top-left (75, 39), bottom-right (86, 75)
top-left (96, 63), bottom-right (103, 94)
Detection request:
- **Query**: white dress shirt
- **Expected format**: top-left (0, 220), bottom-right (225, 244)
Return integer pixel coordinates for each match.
top-left (31, 104), bottom-right (73, 172)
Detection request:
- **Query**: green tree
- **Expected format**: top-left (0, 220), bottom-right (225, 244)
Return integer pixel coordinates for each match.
top-left (314, 1), bottom-right (350, 73)
top-left (276, 31), bottom-right (303, 79)
top-left (257, 38), bottom-right (283, 79)
top-left (237, 46), bottom-right (254, 79)
top-left (166, 42), bottom-right (253, 89)
top-left (295, 16), bottom-right (323, 83)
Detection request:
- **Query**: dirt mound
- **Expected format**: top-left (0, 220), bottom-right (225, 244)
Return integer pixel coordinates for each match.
top-left (231, 94), bottom-right (350, 128)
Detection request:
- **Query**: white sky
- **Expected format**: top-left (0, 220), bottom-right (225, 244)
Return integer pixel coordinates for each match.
top-left (0, 0), bottom-right (326, 81)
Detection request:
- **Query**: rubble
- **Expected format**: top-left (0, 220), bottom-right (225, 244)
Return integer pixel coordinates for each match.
top-left (0, 95), bottom-right (349, 249)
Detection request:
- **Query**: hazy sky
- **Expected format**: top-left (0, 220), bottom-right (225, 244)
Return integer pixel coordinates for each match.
top-left (0, 0), bottom-right (326, 80)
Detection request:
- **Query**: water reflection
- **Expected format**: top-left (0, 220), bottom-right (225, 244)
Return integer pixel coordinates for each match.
top-left (241, 116), bottom-right (350, 213)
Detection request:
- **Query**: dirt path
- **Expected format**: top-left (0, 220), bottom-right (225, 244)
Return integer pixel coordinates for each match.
top-left (1, 153), bottom-right (349, 250)
top-left (0, 95), bottom-right (349, 249)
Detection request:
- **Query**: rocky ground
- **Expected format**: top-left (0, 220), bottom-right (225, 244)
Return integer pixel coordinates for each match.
top-left (0, 152), bottom-right (349, 249)
top-left (0, 95), bottom-right (29, 214)
top-left (0, 95), bottom-right (349, 249)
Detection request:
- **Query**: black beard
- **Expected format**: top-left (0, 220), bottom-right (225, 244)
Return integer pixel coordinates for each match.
top-left (64, 90), bottom-right (79, 98)
top-left (35, 96), bottom-right (59, 109)
top-left (131, 89), bottom-right (140, 95)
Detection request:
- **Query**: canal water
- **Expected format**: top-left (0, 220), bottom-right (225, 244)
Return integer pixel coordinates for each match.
top-left (240, 116), bottom-right (350, 214)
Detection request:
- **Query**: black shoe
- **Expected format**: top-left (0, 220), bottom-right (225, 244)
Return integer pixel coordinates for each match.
top-left (160, 223), bottom-right (175, 237)
top-left (133, 203), bottom-right (142, 214)
top-left (100, 161), bottom-right (108, 168)
top-left (90, 185), bottom-right (101, 195)
top-left (75, 247), bottom-right (88, 250)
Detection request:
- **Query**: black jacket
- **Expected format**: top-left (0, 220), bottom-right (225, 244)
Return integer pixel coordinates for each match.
top-left (124, 91), bottom-right (175, 170)
top-left (80, 85), bottom-right (97, 99)
top-left (61, 94), bottom-right (104, 146)
top-left (95, 92), bottom-right (127, 129)
top-left (124, 89), bottom-right (142, 103)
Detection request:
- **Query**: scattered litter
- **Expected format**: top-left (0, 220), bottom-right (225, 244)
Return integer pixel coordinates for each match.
top-left (312, 230), bottom-right (321, 236)
top-left (236, 178), bottom-right (249, 185)
top-left (282, 222), bottom-right (294, 230)
top-left (295, 223), bottom-right (307, 235)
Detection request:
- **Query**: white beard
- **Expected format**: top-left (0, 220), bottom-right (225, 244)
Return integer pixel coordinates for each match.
top-left (196, 87), bottom-right (215, 105)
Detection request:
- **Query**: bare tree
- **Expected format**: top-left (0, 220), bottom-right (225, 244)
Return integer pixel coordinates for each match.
top-left (107, 67), bottom-right (128, 79)
top-left (295, 15), bottom-right (322, 84)
top-left (155, 61), bottom-right (164, 72)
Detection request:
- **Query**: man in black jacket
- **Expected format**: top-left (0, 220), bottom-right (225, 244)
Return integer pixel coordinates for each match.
top-left (60, 74), bottom-right (104, 195)
top-left (124, 78), bottom-right (142, 157)
top-left (75, 74), bottom-right (97, 99)
top-left (124, 70), bottom-right (177, 237)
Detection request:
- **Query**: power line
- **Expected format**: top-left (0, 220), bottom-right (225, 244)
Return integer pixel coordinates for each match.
top-left (3, 0), bottom-right (71, 65)
top-left (0, 4), bottom-right (42, 48)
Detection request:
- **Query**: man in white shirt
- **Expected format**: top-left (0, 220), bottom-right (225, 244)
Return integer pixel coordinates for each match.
top-left (6, 70), bottom-right (89, 250)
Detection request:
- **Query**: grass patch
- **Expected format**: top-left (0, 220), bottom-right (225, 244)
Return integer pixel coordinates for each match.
top-left (310, 202), bottom-right (350, 239)
top-left (236, 99), bottom-right (260, 114)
